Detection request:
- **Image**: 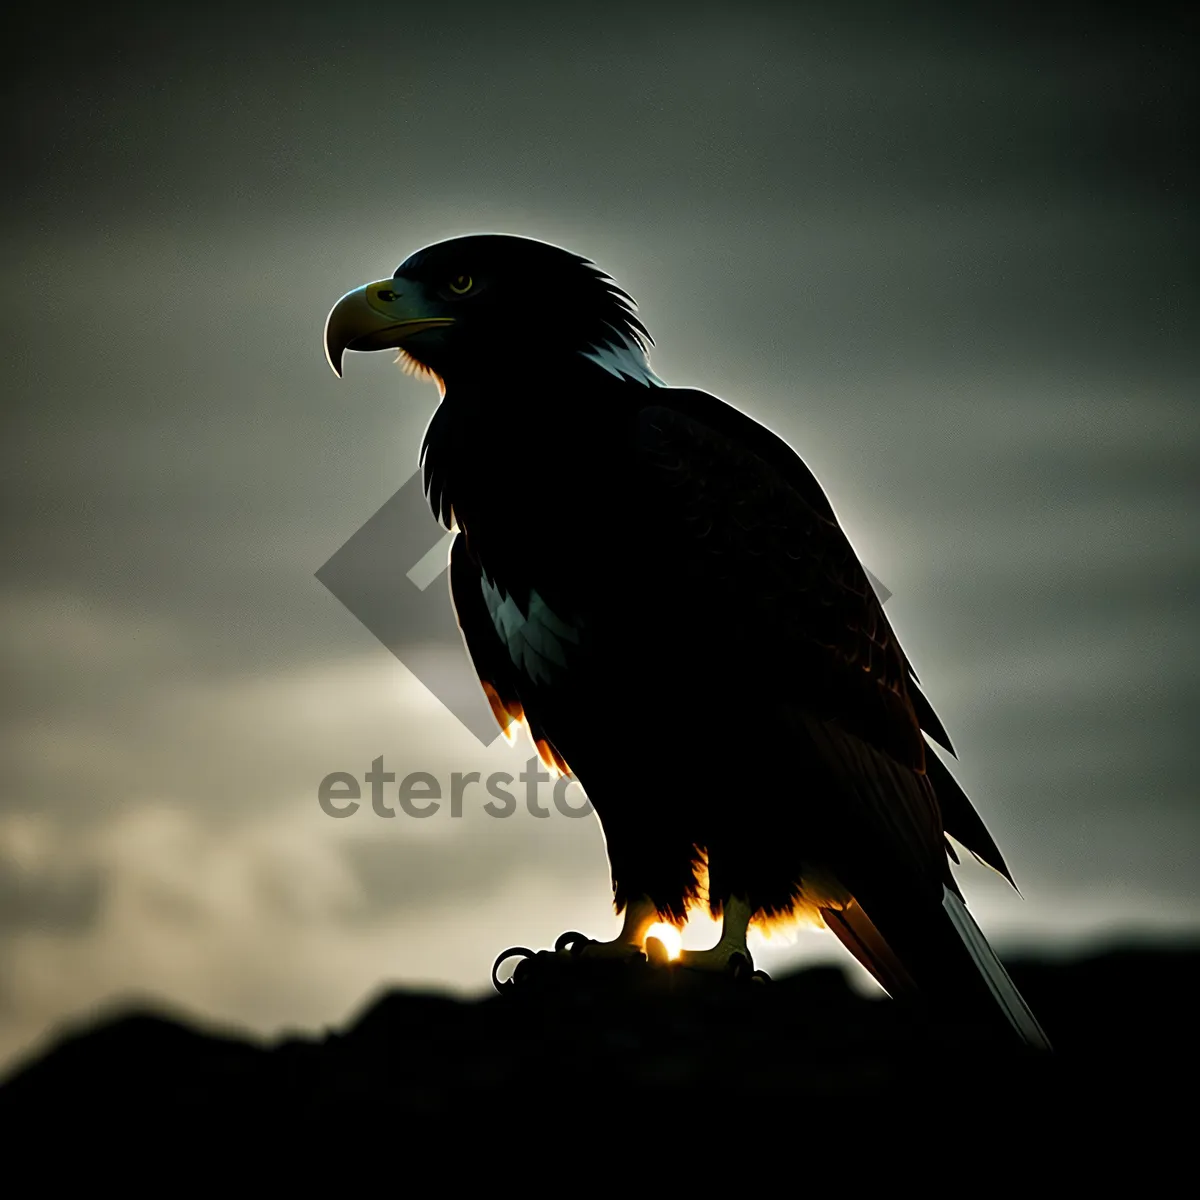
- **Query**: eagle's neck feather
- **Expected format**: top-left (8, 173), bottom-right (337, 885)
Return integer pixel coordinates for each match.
top-left (579, 331), bottom-right (665, 387)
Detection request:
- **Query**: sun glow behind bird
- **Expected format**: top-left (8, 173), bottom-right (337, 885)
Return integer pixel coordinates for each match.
top-left (644, 922), bottom-right (683, 960)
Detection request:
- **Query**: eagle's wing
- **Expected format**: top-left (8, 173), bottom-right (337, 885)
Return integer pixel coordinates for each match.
top-left (658, 391), bottom-right (956, 753)
top-left (631, 399), bottom-right (1041, 1026)
top-left (642, 391), bottom-right (1014, 889)
top-left (633, 401), bottom-right (945, 890)
top-left (449, 531), bottom-right (519, 733)
top-left (448, 529), bottom-right (571, 775)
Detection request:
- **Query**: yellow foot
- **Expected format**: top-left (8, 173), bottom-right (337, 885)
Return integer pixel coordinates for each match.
top-left (676, 941), bottom-right (759, 979)
top-left (554, 930), bottom-right (647, 963)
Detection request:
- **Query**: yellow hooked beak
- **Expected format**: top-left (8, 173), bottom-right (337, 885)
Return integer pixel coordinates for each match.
top-left (323, 279), bottom-right (456, 377)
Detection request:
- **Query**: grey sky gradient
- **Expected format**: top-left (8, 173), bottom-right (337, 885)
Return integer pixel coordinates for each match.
top-left (2, 1), bottom-right (1196, 1074)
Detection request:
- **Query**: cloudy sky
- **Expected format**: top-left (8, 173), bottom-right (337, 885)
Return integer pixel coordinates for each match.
top-left (3, 1), bottom-right (1196, 1074)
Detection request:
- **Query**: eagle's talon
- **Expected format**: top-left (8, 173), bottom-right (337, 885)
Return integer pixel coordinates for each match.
top-left (545, 928), bottom-right (651, 966)
top-left (491, 946), bottom-right (537, 992)
top-left (554, 931), bottom-right (593, 955)
top-left (674, 944), bottom-right (757, 977)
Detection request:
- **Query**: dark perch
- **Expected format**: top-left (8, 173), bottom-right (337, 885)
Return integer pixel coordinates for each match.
top-left (0, 944), bottom-right (1192, 1167)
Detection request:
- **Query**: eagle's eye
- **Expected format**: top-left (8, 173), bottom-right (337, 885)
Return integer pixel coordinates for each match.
top-left (448, 274), bottom-right (473, 295)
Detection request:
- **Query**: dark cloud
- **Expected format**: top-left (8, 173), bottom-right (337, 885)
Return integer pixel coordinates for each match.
top-left (0, 860), bottom-right (106, 936)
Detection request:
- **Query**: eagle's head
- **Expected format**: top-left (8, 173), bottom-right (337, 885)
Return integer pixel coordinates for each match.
top-left (324, 233), bottom-right (658, 389)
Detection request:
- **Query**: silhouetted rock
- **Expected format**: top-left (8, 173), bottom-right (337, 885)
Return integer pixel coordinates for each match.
top-left (1, 944), bottom-right (1193, 1169)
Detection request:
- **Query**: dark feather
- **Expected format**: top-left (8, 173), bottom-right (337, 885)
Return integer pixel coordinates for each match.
top-left (925, 744), bottom-right (1017, 888)
top-left (634, 401), bottom-right (929, 774)
top-left (908, 674), bottom-right (957, 756)
top-left (822, 901), bottom-right (918, 998)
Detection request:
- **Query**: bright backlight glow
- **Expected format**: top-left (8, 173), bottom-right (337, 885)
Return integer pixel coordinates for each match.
top-left (644, 922), bottom-right (683, 961)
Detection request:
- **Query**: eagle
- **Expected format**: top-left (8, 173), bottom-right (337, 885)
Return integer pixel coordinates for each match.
top-left (324, 233), bottom-right (1050, 1048)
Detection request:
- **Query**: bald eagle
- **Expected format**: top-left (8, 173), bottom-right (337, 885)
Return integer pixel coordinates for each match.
top-left (324, 233), bottom-right (1050, 1048)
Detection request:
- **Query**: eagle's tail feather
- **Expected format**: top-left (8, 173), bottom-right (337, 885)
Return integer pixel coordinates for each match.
top-left (940, 886), bottom-right (1052, 1050)
top-left (821, 900), bottom-right (918, 1001)
top-left (822, 888), bottom-right (1052, 1051)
